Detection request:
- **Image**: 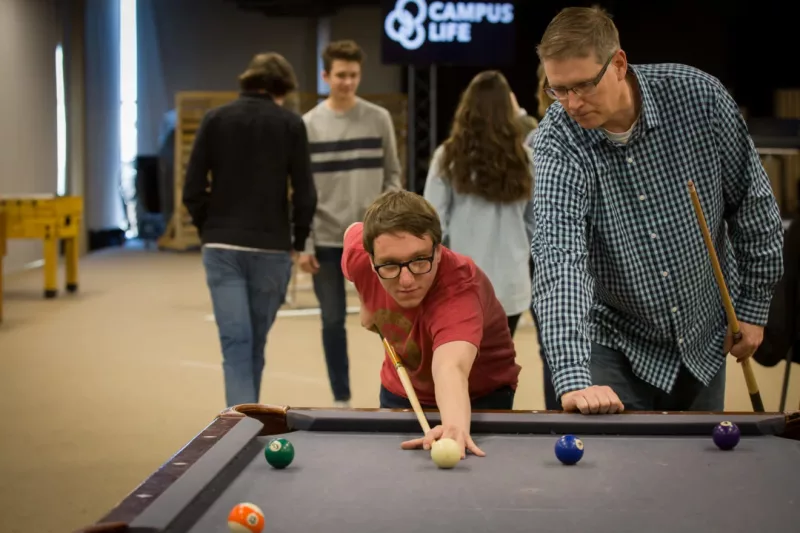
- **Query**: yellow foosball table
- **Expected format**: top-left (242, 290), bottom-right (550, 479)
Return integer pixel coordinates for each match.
top-left (0, 205), bottom-right (6, 322)
top-left (0, 195), bottom-right (83, 300)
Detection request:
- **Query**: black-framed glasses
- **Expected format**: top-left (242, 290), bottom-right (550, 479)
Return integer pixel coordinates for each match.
top-left (544, 53), bottom-right (615, 100)
top-left (373, 249), bottom-right (436, 280)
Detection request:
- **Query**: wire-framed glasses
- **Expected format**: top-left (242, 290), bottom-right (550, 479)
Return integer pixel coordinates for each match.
top-left (544, 53), bottom-right (615, 100)
top-left (373, 249), bottom-right (436, 280)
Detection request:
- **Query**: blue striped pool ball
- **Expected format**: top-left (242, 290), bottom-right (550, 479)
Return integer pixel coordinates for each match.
top-left (555, 435), bottom-right (584, 465)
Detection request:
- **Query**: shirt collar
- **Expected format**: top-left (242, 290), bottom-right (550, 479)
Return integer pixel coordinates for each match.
top-left (584, 64), bottom-right (661, 145)
top-left (632, 65), bottom-right (661, 131)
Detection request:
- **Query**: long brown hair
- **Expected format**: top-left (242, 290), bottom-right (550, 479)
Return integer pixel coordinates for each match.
top-left (439, 70), bottom-right (531, 203)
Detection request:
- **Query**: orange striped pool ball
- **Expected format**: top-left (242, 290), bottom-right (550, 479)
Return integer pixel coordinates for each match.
top-left (227, 502), bottom-right (264, 533)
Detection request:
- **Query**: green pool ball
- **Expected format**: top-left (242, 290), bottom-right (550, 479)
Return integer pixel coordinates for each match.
top-left (264, 437), bottom-right (294, 469)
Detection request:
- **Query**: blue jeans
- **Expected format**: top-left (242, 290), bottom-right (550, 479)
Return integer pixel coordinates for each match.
top-left (590, 342), bottom-right (726, 411)
top-left (312, 246), bottom-right (350, 401)
top-left (379, 385), bottom-right (516, 410)
top-left (203, 247), bottom-right (292, 407)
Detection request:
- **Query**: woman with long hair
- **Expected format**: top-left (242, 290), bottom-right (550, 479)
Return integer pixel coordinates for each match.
top-left (423, 70), bottom-right (534, 336)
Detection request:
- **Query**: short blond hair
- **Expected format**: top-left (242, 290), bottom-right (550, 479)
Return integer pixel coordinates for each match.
top-left (362, 190), bottom-right (442, 256)
top-left (536, 6), bottom-right (620, 63)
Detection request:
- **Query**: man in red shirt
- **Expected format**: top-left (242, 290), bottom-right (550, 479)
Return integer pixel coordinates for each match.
top-left (342, 190), bottom-right (521, 458)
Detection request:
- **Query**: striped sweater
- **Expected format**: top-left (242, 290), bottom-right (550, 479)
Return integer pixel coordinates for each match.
top-left (302, 97), bottom-right (402, 251)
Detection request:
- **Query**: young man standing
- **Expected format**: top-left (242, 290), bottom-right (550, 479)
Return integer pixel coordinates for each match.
top-left (183, 52), bottom-right (317, 407)
top-left (530, 7), bottom-right (784, 414)
top-left (342, 190), bottom-right (521, 458)
top-left (299, 39), bottom-right (402, 407)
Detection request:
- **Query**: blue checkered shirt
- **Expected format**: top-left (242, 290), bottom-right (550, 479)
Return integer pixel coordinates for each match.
top-left (530, 63), bottom-right (784, 399)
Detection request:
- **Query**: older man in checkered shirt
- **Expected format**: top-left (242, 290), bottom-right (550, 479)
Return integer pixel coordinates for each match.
top-left (530, 7), bottom-right (784, 413)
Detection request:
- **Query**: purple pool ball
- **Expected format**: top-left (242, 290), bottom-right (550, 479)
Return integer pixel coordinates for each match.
top-left (712, 421), bottom-right (741, 450)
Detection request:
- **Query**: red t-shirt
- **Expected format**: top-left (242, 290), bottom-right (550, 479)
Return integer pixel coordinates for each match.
top-left (341, 223), bottom-right (521, 405)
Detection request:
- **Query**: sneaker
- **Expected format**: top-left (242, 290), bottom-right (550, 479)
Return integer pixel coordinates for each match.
top-left (333, 400), bottom-right (351, 408)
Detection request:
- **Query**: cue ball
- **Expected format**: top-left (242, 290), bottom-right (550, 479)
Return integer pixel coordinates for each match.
top-left (712, 421), bottom-right (740, 450)
top-left (430, 438), bottom-right (461, 469)
top-left (228, 502), bottom-right (264, 533)
top-left (264, 437), bottom-right (295, 468)
top-left (555, 435), bottom-right (584, 465)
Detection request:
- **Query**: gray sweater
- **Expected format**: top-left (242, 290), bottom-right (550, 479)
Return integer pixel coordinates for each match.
top-left (302, 97), bottom-right (401, 251)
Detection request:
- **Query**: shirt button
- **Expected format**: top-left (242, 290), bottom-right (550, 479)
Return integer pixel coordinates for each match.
top-left (678, 337), bottom-right (684, 344)
top-left (662, 270), bottom-right (669, 277)
top-left (639, 194), bottom-right (646, 201)
top-left (627, 157), bottom-right (634, 164)
top-left (650, 233), bottom-right (657, 239)
top-left (671, 306), bottom-right (678, 313)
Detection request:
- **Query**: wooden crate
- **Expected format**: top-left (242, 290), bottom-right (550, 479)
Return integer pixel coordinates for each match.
top-left (158, 91), bottom-right (408, 251)
top-left (158, 92), bottom-right (237, 251)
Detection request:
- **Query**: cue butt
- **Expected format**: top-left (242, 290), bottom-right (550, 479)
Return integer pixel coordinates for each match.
top-left (687, 181), bottom-right (764, 413)
top-left (742, 358), bottom-right (764, 410)
top-left (749, 392), bottom-right (765, 413)
top-left (734, 332), bottom-right (762, 412)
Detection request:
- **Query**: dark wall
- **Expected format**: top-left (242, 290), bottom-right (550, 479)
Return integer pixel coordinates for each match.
top-left (136, 0), bottom-right (319, 155)
top-left (727, 0), bottom-right (799, 117)
top-left (427, 0), bottom-right (796, 145)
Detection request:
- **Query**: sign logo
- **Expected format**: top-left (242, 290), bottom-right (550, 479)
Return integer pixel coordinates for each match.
top-left (384, 0), bottom-right (514, 51)
top-left (385, 0), bottom-right (427, 50)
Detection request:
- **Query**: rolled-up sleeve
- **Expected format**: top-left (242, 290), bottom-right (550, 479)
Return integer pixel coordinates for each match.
top-left (531, 141), bottom-right (595, 398)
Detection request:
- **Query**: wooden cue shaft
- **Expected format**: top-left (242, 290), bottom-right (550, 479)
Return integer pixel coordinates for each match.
top-left (371, 326), bottom-right (432, 434)
top-left (687, 181), bottom-right (764, 412)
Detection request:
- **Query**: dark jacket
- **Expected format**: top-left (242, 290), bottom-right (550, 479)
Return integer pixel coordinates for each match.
top-left (754, 215), bottom-right (800, 366)
top-left (183, 92), bottom-right (316, 251)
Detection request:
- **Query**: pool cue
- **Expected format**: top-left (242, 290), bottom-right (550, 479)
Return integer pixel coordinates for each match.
top-left (687, 181), bottom-right (764, 412)
top-left (371, 325), bottom-right (433, 435)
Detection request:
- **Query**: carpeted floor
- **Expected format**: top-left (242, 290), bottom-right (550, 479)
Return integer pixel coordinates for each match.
top-left (0, 242), bottom-right (797, 533)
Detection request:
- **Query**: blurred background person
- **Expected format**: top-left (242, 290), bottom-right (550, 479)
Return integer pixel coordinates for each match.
top-left (424, 70), bottom-right (534, 338)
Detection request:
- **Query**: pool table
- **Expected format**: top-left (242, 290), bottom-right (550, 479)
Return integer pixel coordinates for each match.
top-left (76, 405), bottom-right (800, 533)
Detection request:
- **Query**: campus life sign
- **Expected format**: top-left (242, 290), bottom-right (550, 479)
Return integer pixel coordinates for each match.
top-left (381, 0), bottom-right (516, 66)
